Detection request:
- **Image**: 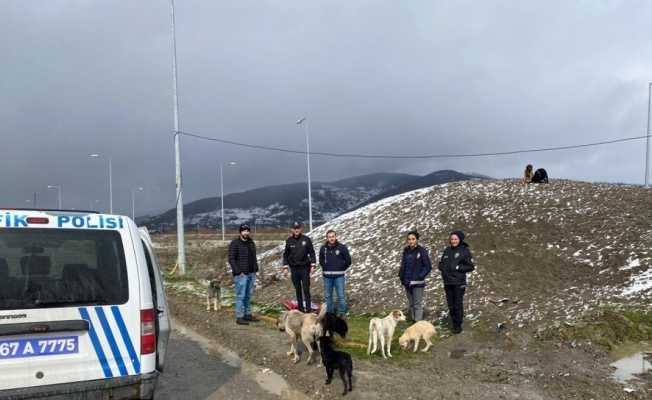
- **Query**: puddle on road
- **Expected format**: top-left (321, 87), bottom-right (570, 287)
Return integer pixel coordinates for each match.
top-left (610, 343), bottom-right (652, 384)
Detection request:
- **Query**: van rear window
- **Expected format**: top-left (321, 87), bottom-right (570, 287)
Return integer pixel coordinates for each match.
top-left (0, 229), bottom-right (129, 310)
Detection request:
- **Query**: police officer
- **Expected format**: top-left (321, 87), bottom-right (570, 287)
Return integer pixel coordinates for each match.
top-left (318, 229), bottom-right (352, 316)
top-left (282, 222), bottom-right (316, 313)
top-left (438, 230), bottom-right (475, 334)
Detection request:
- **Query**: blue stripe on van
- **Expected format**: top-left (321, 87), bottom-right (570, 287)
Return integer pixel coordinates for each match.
top-left (110, 305), bottom-right (141, 374)
top-left (78, 307), bottom-right (113, 378)
top-left (94, 307), bottom-right (128, 376)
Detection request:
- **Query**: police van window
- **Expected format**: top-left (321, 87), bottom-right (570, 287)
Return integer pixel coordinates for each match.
top-left (0, 229), bottom-right (129, 310)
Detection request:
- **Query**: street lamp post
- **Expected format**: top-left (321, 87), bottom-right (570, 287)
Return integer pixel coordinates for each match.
top-left (89, 199), bottom-right (100, 212)
top-left (131, 187), bottom-right (144, 220)
top-left (296, 117), bottom-right (313, 232)
top-left (47, 185), bottom-right (62, 209)
top-left (645, 82), bottom-right (651, 188)
top-left (89, 154), bottom-right (113, 213)
top-left (170, 0), bottom-right (186, 275)
top-left (220, 162), bottom-right (237, 242)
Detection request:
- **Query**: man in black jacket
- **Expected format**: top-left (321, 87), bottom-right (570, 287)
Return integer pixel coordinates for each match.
top-left (282, 222), bottom-right (316, 313)
top-left (319, 230), bottom-right (352, 316)
top-left (229, 224), bottom-right (259, 325)
top-left (438, 230), bottom-right (475, 334)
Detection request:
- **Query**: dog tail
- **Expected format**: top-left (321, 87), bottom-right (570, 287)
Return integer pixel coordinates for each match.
top-left (317, 303), bottom-right (328, 321)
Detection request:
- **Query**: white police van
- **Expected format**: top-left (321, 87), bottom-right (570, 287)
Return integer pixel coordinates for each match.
top-left (0, 209), bottom-right (170, 399)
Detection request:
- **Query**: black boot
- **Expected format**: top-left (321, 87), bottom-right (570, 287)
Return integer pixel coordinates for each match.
top-left (236, 318), bottom-right (249, 325)
top-left (244, 315), bottom-right (259, 322)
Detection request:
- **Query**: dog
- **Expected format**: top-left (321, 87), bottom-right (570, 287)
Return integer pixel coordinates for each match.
top-left (277, 304), bottom-right (327, 364)
top-left (206, 278), bottom-right (222, 312)
top-left (398, 321), bottom-right (437, 353)
top-left (367, 310), bottom-right (406, 358)
top-left (318, 336), bottom-right (353, 396)
top-left (321, 312), bottom-right (348, 339)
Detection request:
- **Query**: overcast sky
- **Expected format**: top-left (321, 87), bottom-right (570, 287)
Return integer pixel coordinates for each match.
top-left (2, 0), bottom-right (651, 215)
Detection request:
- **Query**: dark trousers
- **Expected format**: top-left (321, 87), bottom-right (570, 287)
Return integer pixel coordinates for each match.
top-left (291, 267), bottom-right (311, 312)
top-left (444, 284), bottom-right (466, 328)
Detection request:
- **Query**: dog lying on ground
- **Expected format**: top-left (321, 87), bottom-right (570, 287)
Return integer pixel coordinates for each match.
top-left (277, 305), bottom-right (327, 363)
top-left (321, 313), bottom-right (348, 338)
top-left (318, 336), bottom-right (353, 396)
top-left (399, 321), bottom-right (437, 352)
top-left (367, 310), bottom-right (406, 358)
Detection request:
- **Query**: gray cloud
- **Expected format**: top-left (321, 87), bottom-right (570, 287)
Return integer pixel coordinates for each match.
top-left (1, 0), bottom-right (651, 215)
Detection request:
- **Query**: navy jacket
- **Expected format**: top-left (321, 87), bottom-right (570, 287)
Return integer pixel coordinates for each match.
top-left (318, 242), bottom-right (352, 277)
top-left (438, 243), bottom-right (475, 286)
top-left (399, 245), bottom-right (432, 288)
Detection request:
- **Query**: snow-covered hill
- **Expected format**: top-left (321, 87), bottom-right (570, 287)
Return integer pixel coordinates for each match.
top-left (144, 170), bottom-right (482, 229)
top-left (257, 179), bottom-right (652, 327)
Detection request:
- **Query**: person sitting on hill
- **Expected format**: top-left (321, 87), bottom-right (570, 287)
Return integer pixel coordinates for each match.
top-left (531, 168), bottom-right (549, 183)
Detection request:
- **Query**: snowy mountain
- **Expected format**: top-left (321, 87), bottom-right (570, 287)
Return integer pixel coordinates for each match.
top-left (256, 179), bottom-right (652, 327)
top-left (143, 170), bottom-right (483, 229)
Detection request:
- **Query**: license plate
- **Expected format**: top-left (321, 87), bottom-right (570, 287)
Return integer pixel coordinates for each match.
top-left (0, 336), bottom-right (79, 359)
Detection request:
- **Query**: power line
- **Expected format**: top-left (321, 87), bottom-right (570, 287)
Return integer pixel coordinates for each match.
top-left (177, 131), bottom-right (651, 160)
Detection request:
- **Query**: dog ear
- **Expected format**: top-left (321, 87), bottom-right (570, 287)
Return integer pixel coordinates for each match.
top-left (392, 310), bottom-right (400, 319)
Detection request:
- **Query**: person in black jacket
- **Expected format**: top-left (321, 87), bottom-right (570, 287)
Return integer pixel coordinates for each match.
top-left (282, 222), bottom-right (316, 312)
top-left (438, 230), bottom-right (475, 334)
top-left (228, 224), bottom-right (259, 325)
top-left (398, 231), bottom-right (432, 322)
top-left (319, 230), bottom-right (352, 316)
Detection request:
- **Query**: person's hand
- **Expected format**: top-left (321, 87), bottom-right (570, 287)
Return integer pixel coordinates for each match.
top-left (282, 266), bottom-right (289, 278)
top-left (240, 272), bottom-right (246, 277)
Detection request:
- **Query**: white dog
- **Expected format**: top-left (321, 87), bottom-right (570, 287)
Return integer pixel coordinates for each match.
top-left (398, 321), bottom-right (437, 353)
top-left (367, 310), bottom-right (406, 358)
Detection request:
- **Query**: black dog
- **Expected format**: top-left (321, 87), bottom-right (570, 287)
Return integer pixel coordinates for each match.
top-left (321, 312), bottom-right (348, 338)
top-left (318, 336), bottom-right (353, 396)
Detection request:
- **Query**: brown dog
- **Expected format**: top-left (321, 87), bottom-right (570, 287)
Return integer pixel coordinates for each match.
top-left (205, 271), bottom-right (225, 312)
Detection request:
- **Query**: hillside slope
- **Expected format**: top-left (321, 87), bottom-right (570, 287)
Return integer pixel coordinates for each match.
top-left (258, 179), bottom-right (652, 328)
top-left (145, 170), bottom-right (484, 228)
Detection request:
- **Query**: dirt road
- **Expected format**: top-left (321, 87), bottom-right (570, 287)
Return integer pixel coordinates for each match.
top-left (156, 320), bottom-right (308, 400)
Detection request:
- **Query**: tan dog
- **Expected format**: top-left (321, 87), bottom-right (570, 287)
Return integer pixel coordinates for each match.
top-left (399, 321), bottom-right (437, 353)
top-left (277, 305), bottom-right (327, 364)
top-left (367, 310), bottom-right (406, 358)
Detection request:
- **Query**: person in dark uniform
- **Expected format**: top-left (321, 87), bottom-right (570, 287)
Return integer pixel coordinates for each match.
top-left (438, 230), bottom-right (475, 334)
top-left (282, 222), bottom-right (316, 312)
top-left (398, 231), bottom-right (432, 322)
top-left (319, 229), bottom-right (352, 316)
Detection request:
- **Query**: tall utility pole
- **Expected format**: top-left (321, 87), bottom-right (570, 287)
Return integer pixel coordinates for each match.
top-left (220, 164), bottom-right (225, 241)
top-left (170, 0), bottom-right (185, 274)
top-left (645, 82), bottom-right (651, 188)
top-left (131, 187), bottom-right (144, 220)
top-left (47, 185), bottom-right (62, 209)
top-left (296, 117), bottom-right (313, 232)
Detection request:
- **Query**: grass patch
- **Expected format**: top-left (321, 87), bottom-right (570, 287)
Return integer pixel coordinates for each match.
top-left (536, 307), bottom-right (652, 349)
